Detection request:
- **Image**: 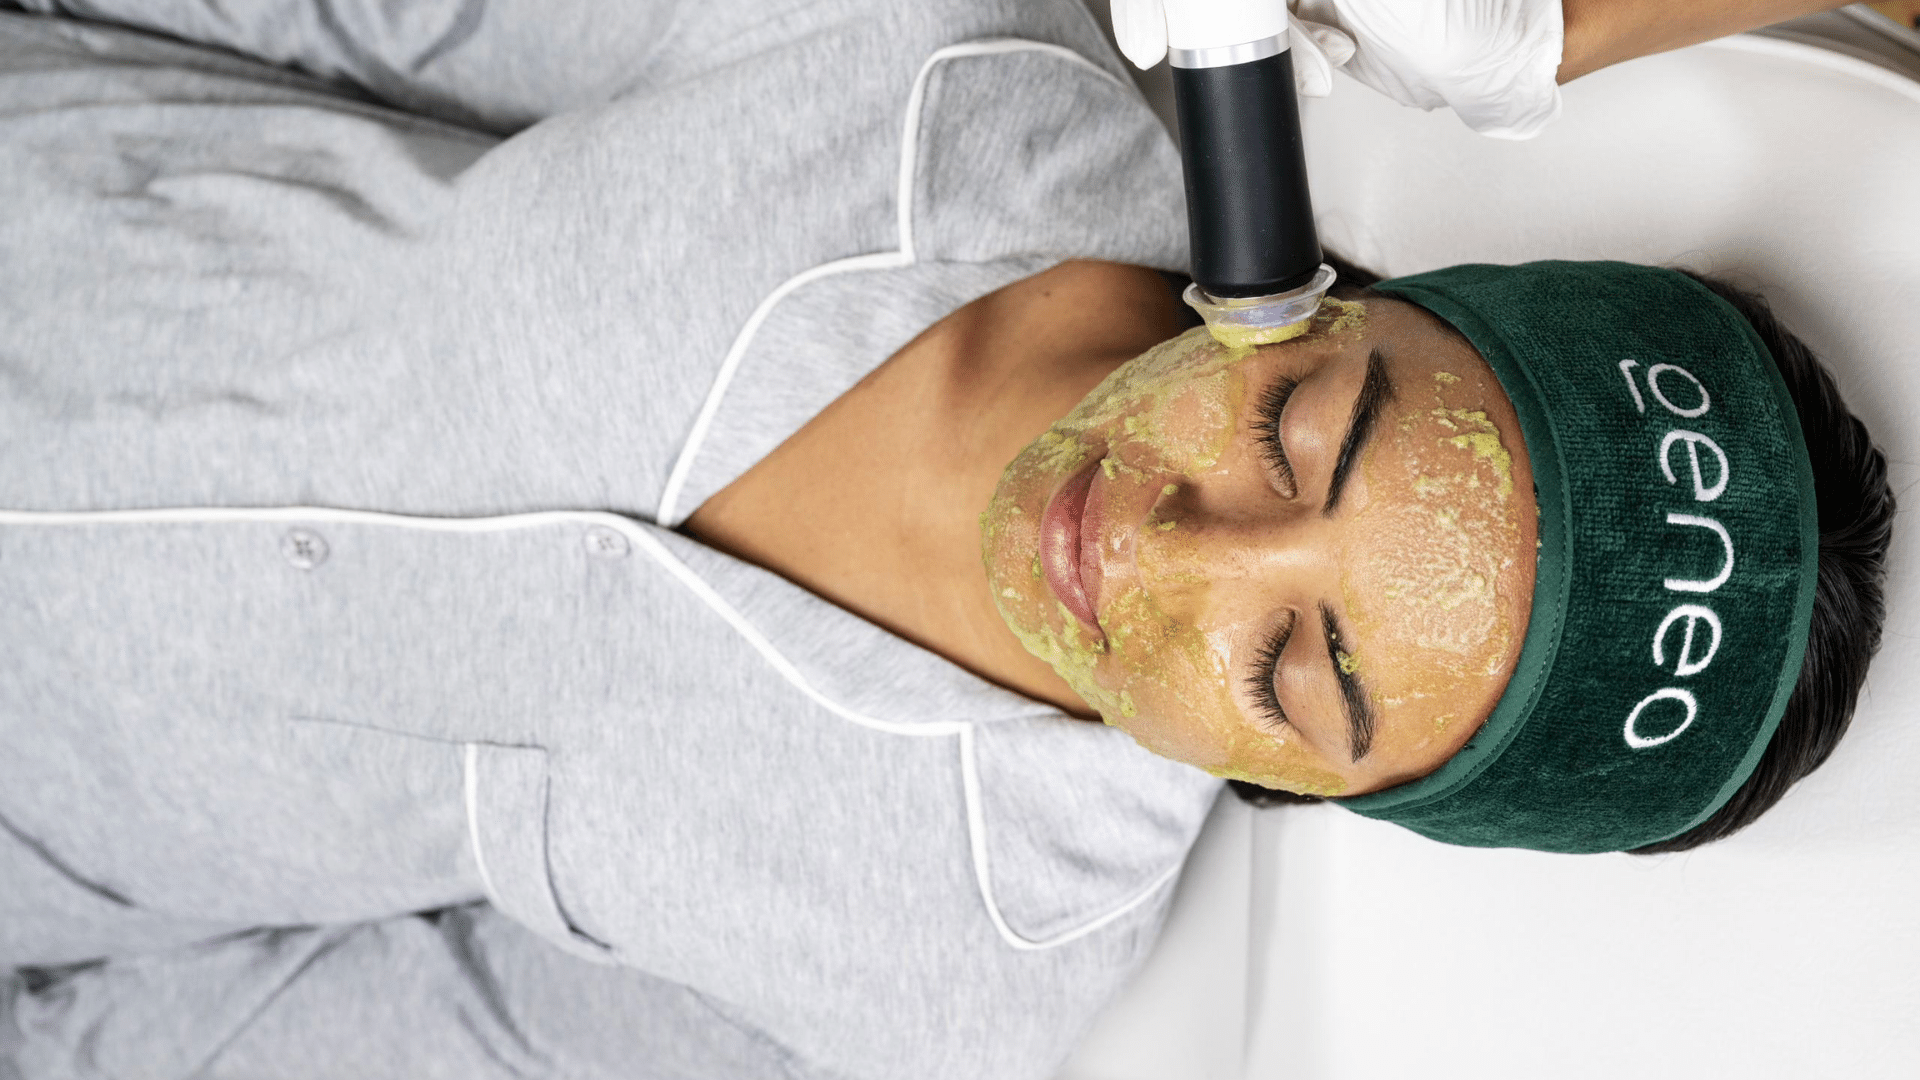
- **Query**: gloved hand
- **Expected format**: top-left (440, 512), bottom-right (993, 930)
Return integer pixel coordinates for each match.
top-left (1112, 0), bottom-right (1565, 140)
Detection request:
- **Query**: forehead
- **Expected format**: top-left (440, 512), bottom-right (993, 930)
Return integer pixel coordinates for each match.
top-left (1337, 298), bottom-right (1537, 775)
top-left (1364, 295), bottom-right (1485, 360)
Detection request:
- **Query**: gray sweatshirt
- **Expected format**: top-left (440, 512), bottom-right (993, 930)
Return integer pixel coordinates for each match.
top-left (0, 4), bottom-right (1221, 1078)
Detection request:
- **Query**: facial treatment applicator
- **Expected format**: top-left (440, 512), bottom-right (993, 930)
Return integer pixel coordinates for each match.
top-left (1165, 0), bottom-right (1336, 347)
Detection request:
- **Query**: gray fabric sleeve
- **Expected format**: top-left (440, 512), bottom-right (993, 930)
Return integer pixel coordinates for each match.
top-left (10, 1), bottom-right (1020, 135)
top-left (1, 974), bottom-right (22, 1080)
top-left (8, 1), bottom-right (1121, 135)
top-left (3, 907), bottom-right (819, 1080)
top-left (12, 0), bottom-right (680, 130)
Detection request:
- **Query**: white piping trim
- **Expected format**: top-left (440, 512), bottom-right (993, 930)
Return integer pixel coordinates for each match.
top-left (0, 504), bottom-right (638, 531)
top-left (0, 505), bottom-right (963, 738)
top-left (464, 743), bottom-right (503, 906)
top-left (0, 497), bottom-right (1178, 950)
top-left (892, 39), bottom-right (1124, 261)
top-left (959, 726), bottom-right (1184, 950)
top-left (651, 251), bottom-right (906, 526)
top-left (634, 519), bottom-right (1181, 945)
top-left (617, 520), bottom-right (968, 739)
top-left (652, 38), bottom-right (1123, 526)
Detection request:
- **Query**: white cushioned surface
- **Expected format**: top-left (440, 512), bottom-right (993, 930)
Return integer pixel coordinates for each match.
top-left (1063, 34), bottom-right (1920, 1080)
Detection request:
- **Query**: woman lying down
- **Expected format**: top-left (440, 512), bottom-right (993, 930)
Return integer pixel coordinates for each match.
top-left (0, 0), bottom-right (1892, 1077)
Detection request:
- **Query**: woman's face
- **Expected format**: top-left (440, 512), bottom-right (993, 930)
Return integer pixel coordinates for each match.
top-left (980, 297), bottom-right (1536, 796)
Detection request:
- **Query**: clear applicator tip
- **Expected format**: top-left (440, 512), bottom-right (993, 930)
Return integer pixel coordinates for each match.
top-left (1185, 263), bottom-right (1338, 349)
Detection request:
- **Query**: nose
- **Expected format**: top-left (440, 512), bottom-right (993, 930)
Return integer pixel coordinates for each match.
top-left (1132, 484), bottom-right (1327, 625)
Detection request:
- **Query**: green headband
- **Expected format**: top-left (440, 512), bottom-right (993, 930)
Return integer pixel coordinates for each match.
top-left (1336, 262), bottom-right (1820, 853)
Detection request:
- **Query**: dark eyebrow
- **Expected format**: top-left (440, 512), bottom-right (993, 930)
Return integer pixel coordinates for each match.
top-left (1321, 603), bottom-right (1375, 762)
top-left (1323, 346), bottom-right (1395, 516)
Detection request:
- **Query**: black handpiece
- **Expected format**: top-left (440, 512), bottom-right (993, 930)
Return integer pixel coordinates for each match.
top-left (1172, 43), bottom-right (1324, 299)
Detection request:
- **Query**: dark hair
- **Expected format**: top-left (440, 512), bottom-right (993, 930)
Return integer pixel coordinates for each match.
top-left (1228, 256), bottom-right (1897, 854)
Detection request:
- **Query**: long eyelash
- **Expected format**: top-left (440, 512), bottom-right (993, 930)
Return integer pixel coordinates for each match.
top-left (1252, 375), bottom-right (1299, 495)
top-left (1244, 610), bottom-right (1297, 734)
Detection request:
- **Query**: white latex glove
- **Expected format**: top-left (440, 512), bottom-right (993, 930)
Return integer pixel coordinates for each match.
top-left (1113, 0), bottom-right (1565, 139)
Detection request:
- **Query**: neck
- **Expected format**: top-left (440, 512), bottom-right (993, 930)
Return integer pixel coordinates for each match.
top-left (683, 260), bottom-right (1186, 714)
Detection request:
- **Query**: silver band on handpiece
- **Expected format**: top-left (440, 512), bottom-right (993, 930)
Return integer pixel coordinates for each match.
top-left (1168, 31), bottom-right (1290, 70)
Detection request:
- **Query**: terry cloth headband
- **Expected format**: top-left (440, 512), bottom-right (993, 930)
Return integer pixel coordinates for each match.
top-left (1336, 261), bottom-right (1820, 854)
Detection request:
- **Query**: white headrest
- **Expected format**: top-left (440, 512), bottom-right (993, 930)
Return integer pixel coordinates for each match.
top-left (1065, 35), bottom-right (1920, 1079)
top-left (1299, 35), bottom-right (1920, 840)
top-left (1237, 36), bottom-right (1920, 1076)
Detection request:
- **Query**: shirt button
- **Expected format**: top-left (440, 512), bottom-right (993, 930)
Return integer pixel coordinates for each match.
top-left (583, 525), bottom-right (630, 560)
top-left (281, 528), bottom-right (329, 570)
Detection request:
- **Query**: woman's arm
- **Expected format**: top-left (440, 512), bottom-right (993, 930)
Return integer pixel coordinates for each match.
top-left (1558, 0), bottom-right (1854, 82)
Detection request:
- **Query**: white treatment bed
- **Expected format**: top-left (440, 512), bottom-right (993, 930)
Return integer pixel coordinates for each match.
top-left (1060, 11), bottom-right (1920, 1079)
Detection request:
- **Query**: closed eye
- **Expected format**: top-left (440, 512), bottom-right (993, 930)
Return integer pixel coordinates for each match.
top-left (1252, 375), bottom-right (1300, 498)
top-left (1245, 610), bottom-right (1298, 735)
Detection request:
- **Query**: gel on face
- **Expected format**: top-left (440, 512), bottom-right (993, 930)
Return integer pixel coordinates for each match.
top-left (981, 298), bottom-right (1536, 796)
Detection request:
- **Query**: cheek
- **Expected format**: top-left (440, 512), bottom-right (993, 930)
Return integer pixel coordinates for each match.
top-left (1114, 366), bottom-right (1241, 477)
top-left (981, 330), bottom-right (1239, 585)
top-left (1100, 591), bottom-right (1351, 795)
top-left (1089, 583), bottom-right (1239, 767)
top-left (1065, 328), bottom-right (1248, 484)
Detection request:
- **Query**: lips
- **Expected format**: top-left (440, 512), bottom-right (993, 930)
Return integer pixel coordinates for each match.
top-left (1040, 457), bottom-right (1107, 639)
